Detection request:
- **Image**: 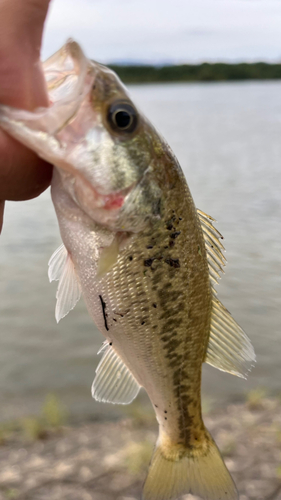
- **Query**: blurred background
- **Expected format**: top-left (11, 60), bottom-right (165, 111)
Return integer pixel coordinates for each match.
top-left (0, 1), bottom-right (281, 499)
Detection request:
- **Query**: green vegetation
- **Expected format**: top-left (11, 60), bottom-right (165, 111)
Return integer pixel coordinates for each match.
top-left (246, 387), bottom-right (267, 410)
top-left (41, 393), bottom-right (67, 429)
top-left (121, 399), bottom-right (156, 428)
top-left (108, 62), bottom-right (281, 84)
top-left (3, 489), bottom-right (19, 499)
top-left (0, 393), bottom-right (67, 443)
top-left (123, 439), bottom-right (154, 475)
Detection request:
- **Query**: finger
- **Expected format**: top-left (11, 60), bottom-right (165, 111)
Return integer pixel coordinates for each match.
top-left (0, 201), bottom-right (4, 234)
top-left (0, 0), bottom-right (53, 204)
top-left (0, 131), bottom-right (52, 201)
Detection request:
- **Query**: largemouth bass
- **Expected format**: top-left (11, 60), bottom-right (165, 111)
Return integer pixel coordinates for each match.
top-left (0, 41), bottom-right (255, 500)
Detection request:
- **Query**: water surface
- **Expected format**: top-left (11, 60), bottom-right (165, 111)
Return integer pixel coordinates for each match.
top-left (1, 81), bottom-right (281, 422)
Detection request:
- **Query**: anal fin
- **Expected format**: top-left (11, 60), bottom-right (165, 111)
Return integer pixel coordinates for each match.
top-left (205, 297), bottom-right (256, 378)
top-left (48, 243), bottom-right (67, 282)
top-left (92, 343), bottom-right (141, 404)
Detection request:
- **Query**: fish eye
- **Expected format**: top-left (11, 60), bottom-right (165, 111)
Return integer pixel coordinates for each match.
top-left (107, 101), bottom-right (138, 134)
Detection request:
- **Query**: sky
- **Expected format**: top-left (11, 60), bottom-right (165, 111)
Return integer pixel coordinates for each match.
top-left (42, 0), bottom-right (281, 65)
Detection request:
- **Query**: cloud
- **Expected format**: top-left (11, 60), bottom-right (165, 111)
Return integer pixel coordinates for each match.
top-left (42, 0), bottom-right (281, 63)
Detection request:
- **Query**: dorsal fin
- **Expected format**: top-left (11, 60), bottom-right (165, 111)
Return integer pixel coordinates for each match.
top-left (197, 209), bottom-right (226, 288)
top-left (48, 244), bottom-right (81, 323)
top-left (92, 343), bottom-right (141, 404)
top-left (205, 297), bottom-right (256, 378)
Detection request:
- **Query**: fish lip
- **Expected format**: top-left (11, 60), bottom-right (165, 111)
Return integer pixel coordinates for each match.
top-left (43, 40), bottom-right (97, 135)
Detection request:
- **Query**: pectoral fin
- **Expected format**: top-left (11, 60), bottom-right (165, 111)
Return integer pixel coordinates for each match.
top-left (97, 237), bottom-right (120, 277)
top-left (205, 297), bottom-right (256, 378)
top-left (92, 343), bottom-right (141, 404)
top-left (48, 244), bottom-right (81, 323)
top-left (48, 243), bottom-right (68, 282)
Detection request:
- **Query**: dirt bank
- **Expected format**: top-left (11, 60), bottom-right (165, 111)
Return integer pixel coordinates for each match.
top-left (0, 398), bottom-right (280, 500)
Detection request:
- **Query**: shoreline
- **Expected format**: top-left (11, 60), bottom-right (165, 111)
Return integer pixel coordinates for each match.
top-left (108, 62), bottom-right (281, 84)
top-left (0, 397), bottom-right (280, 499)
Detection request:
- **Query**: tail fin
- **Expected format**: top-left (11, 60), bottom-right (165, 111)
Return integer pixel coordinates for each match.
top-left (142, 429), bottom-right (238, 500)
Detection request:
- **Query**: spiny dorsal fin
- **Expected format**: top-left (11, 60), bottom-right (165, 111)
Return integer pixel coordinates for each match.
top-left (197, 209), bottom-right (226, 288)
top-left (48, 244), bottom-right (81, 323)
top-left (205, 297), bottom-right (256, 378)
top-left (92, 343), bottom-right (141, 404)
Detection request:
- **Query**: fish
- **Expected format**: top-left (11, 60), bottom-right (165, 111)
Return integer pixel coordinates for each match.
top-left (0, 40), bottom-right (255, 500)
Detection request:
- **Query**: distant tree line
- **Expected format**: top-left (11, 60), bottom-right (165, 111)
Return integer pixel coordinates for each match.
top-left (108, 62), bottom-right (281, 83)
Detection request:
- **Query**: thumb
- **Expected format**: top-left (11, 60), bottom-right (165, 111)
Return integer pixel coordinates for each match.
top-left (0, 0), bottom-right (53, 217)
top-left (0, 0), bottom-right (52, 109)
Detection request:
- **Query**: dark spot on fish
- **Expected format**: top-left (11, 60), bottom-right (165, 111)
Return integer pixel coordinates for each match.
top-left (164, 410), bottom-right (167, 414)
top-left (179, 217), bottom-right (182, 220)
top-left (152, 271), bottom-right (164, 285)
top-left (115, 311), bottom-right (124, 317)
top-left (113, 318), bottom-right (117, 322)
top-left (109, 342), bottom-right (112, 346)
top-left (146, 245), bottom-right (153, 249)
top-left (144, 258), bottom-right (154, 267)
top-left (162, 282), bottom-right (172, 289)
top-left (160, 334), bottom-right (172, 343)
top-left (99, 295), bottom-right (109, 331)
top-left (141, 321), bottom-right (145, 325)
top-left (164, 258), bottom-right (180, 268)
top-left (170, 231), bottom-right (181, 239)
top-left (168, 357), bottom-right (180, 369)
top-left (165, 417), bottom-right (167, 420)
top-left (166, 224), bottom-right (173, 230)
top-left (164, 246), bottom-right (169, 249)
top-left (159, 309), bottom-right (178, 320)
top-left (128, 256), bottom-right (133, 261)
top-left (169, 240), bottom-right (175, 248)
top-left (152, 303), bottom-right (157, 308)
top-left (154, 404), bottom-right (158, 408)
top-left (156, 254), bottom-right (163, 261)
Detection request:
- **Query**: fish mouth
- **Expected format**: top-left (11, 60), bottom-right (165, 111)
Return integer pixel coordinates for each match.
top-left (0, 39), bottom-right (138, 224)
top-left (43, 39), bottom-right (94, 126)
top-left (0, 39), bottom-right (96, 156)
top-left (45, 41), bottom-right (137, 221)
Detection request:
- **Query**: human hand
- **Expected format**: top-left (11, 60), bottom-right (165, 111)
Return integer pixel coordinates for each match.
top-left (0, 0), bottom-right (53, 233)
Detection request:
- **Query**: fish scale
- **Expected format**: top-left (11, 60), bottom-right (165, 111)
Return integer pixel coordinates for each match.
top-left (0, 40), bottom-right (255, 500)
top-left (86, 182), bottom-right (211, 449)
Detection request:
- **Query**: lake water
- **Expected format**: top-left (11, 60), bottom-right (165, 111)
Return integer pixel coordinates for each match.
top-left (1, 81), bottom-right (281, 423)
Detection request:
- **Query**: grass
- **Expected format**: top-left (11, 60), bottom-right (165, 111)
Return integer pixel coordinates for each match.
top-left (0, 393), bottom-right (67, 443)
top-left (123, 439), bottom-right (154, 475)
top-left (121, 398), bottom-right (156, 428)
top-left (246, 388), bottom-right (267, 410)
